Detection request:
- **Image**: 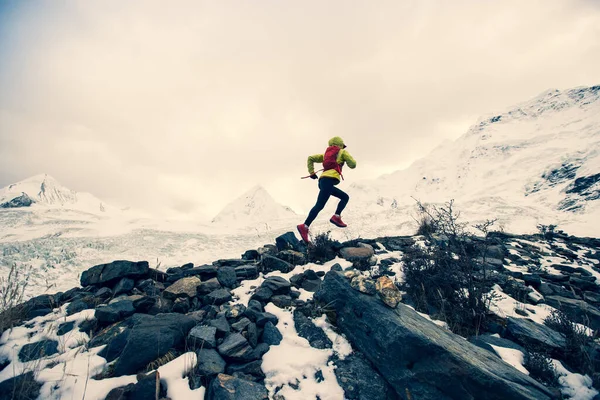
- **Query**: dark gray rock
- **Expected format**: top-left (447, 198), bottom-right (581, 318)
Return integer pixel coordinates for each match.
top-left (0, 371), bottom-right (42, 400)
top-left (569, 277), bottom-right (598, 292)
top-left (184, 265), bottom-right (218, 280)
top-left (261, 321), bottom-right (282, 345)
top-left (209, 317), bottom-right (231, 336)
top-left (136, 279), bottom-right (163, 296)
top-left (255, 312), bottom-right (278, 327)
top-left (331, 263), bottom-right (343, 272)
top-left (247, 323), bottom-right (258, 348)
top-left (293, 310), bottom-right (332, 349)
top-left (250, 287), bottom-right (273, 303)
top-left (260, 255), bottom-right (293, 273)
top-left (584, 291), bottom-right (600, 304)
top-left (302, 279), bottom-right (322, 292)
top-left (315, 271), bottom-right (557, 400)
top-left (334, 352), bottom-right (396, 400)
top-left (523, 274), bottom-right (542, 288)
top-left (18, 340), bottom-right (59, 362)
top-left (290, 273), bottom-right (304, 288)
top-left (146, 296), bottom-right (174, 315)
top-left (262, 276), bottom-right (291, 294)
top-left (89, 319), bottom-right (133, 362)
top-left (303, 269), bottom-right (320, 280)
top-left (66, 298), bottom-right (95, 316)
top-left (270, 295), bottom-right (292, 308)
top-left (214, 259), bottom-right (248, 268)
top-left (207, 373), bottom-right (268, 400)
top-left (105, 371), bottom-right (165, 400)
top-left (113, 278), bottom-right (135, 296)
top-left (81, 260), bottom-right (149, 286)
top-left (197, 349), bottom-right (226, 376)
top-left (545, 295), bottom-right (600, 331)
top-left (95, 287), bottom-right (113, 300)
top-left (197, 278), bottom-right (223, 295)
top-left (112, 313), bottom-right (196, 376)
top-left (128, 295), bottom-right (156, 313)
top-left (551, 264), bottom-right (592, 276)
top-left (231, 317), bottom-right (251, 332)
top-left (95, 300), bottom-right (135, 324)
top-left (129, 371), bottom-right (163, 400)
top-left (226, 360), bottom-right (265, 380)
top-left (235, 265), bottom-right (259, 280)
top-left (217, 333), bottom-right (255, 362)
top-left (188, 325), bottom-right (218, 350)
top-left (173, 297), bottom-right (191, 313)
top-left (243, 300), bottom-right (263, 322)
top-left (252, 343), bottom-right (269, 359)
top-left (275, 232), bottom-right (303, 252)
top-left (217, 266), bottom-right (237, 288)
top-left (205, 289), bottom-right (233, 305)
top-left (242, 250), bottom-right (260, 261)
top-left (0, 193), bottom-right (33, 208)
top-left (57, 321), bottom-right (75, 336)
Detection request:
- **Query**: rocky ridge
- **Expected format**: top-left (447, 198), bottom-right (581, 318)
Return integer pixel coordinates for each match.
top-left (0, 231), bottom-right (599, 399)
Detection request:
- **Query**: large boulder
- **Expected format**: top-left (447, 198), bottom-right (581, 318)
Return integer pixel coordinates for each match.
top-left (112, 313), bottom-right (196, 376)
top-left (315, 271), bottom-right (557, 400)
top-left (81, 260), bottom-right (149, 286)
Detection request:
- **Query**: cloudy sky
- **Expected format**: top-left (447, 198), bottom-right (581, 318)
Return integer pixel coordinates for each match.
top-left (1, 0), bottom-right (599, 219)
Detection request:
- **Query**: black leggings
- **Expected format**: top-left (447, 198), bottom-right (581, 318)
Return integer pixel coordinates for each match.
top-left (304, 177), bottom-right (349, 226)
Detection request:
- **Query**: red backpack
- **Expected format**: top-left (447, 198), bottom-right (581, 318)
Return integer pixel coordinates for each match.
top-left (323, 145), bottom-right (344, 179)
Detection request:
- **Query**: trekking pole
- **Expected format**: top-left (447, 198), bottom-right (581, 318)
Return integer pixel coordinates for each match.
top-left (300, 169), bottom-right (324, 179)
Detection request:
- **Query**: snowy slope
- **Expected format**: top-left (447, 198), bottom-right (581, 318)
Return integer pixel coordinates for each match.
top-left (211, 185), bottom-right (298, 228)
top-left (342, 86), bottom-right (600, 237)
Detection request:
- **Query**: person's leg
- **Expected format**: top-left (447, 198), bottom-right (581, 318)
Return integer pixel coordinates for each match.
top-left (304, 178), bottom-right (335, 226)
top-left (330, 186), bottom-right (349, 215)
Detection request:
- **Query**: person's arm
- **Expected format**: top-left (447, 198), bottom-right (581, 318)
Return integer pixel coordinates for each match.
top-left (339, 149), bottom-right (357, 169)
top-left (307, 154), bottom-right (324, 175)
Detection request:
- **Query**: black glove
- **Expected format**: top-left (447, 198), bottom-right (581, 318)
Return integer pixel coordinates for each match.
top-left (310, 174), bottom-right (318, 180)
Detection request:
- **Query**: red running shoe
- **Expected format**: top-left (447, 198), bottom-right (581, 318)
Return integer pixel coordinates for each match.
top-left (297, 224), bottom-right (311, 243)
top-left (330, 215), bottom-right (347, 228)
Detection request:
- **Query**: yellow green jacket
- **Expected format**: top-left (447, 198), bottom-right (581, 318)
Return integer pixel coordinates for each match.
top-left (307, 136), bottom-right (357, 181)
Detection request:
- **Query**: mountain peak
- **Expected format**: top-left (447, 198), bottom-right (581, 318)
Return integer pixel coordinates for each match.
top-left (0, 173), bottom-right (110, 213)
top-left (212, 184), bottom-right (297, 226)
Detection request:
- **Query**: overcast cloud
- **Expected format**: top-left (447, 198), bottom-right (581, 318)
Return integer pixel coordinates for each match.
top-left (1, 0), bottom-right (599, 219)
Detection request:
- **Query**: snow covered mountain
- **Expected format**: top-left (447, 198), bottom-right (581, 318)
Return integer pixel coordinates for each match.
top-left (345, 85), bottom-right (600, 236)
top-left (212, 185), bottom-right (298, 228)
top-left (0, 174), bottom-right (153, 242)
top-left (0, 174), bottom-right (111, 213)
